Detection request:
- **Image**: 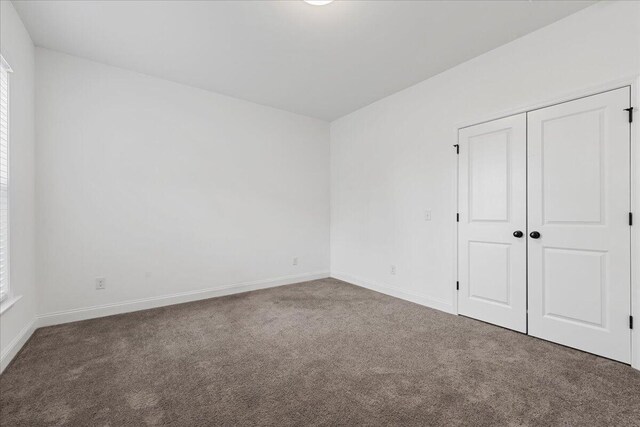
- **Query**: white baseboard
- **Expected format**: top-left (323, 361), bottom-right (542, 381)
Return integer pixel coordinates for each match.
top-left (331, 271), bottom-right (455, 314)
top-left (1, 319), bottom-right (36, 374)
top-left (37, 271), bottom-right (330, 328)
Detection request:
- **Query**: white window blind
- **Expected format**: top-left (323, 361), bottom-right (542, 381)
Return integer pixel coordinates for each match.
top-left (0, 56), bottom-right (11, 303)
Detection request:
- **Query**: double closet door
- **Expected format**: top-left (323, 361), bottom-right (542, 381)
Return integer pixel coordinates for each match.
top-left (457, 87), bottom-right (632, 363)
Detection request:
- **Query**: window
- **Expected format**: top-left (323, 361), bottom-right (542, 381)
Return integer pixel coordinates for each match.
top-left (0, 56), bottom-right (11, 303)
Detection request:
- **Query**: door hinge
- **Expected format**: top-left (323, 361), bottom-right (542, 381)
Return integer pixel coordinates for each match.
top-left (453, 144), bottom-right (459, 154)
top-left (456, 281), bottom-right (459, 291)
top-left (456, 213), bottom-right (459, 222)
top-left (624, 107), bottom-right (633, 123)
top-left (630, 315), bottom-right (634, 330)
top-left (630, 212), bottom-right (633, 226)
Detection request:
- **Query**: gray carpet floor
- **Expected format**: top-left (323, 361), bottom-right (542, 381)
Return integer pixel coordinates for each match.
top-left (1, 278), bottom-right (639, 426)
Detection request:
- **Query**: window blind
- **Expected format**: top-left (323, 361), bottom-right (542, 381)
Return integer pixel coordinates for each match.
top-left (0, 56), bottom-right (10, 303)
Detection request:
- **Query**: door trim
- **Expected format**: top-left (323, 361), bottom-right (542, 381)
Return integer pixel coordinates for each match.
top-left (452, 75), bottom-right (640, 371)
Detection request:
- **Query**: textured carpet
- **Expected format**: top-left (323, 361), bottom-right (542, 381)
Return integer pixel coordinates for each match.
top-left (1, 278), bottom-right (639, 426)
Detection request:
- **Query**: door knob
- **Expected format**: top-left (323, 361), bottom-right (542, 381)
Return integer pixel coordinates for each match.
top-left (513, 230), bottom-right (523, 238)
top-left (529, 231), bottom-right (541, 239)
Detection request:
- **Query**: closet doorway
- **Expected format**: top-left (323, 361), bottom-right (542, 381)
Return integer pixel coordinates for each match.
top-left (457, 86), bottom-right (632, 363)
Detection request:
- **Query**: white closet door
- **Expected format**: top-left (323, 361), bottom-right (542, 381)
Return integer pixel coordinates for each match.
top-left (458, 114), bottom-right (527, 333)
top-left (527, 87), bottom-right (631, 363)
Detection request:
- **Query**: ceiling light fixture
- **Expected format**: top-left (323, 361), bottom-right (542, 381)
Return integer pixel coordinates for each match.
top-left (304, 0), bottom-right (334, 5)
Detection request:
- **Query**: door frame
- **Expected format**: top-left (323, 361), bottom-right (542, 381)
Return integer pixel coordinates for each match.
top-left (451, 75), bottom-right (640, 371)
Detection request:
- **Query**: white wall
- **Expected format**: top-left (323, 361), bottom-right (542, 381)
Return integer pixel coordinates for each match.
top-left (35, 48), bottom-right (330, 323)
top-left (0, 0), bottom-right (37, 372)
top-left (331, 1), bottom-right (640, 314)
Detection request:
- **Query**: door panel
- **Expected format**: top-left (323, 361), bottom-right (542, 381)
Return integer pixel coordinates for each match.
top-left (542, 109), bottom-right (604, 224)
top-left (469, 131), bottom-right (510, 221)
top-left (458, 114), bottom-right (527, 333)
top-left (543, 248), bottom-right (606, 327)
top-left (469, 241), bottom-right (511, 306)
top-left (528, 87), bottom-right (631, 363)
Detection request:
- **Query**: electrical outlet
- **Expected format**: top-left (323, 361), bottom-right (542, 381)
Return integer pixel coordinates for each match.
top-left (424, 210), bottom-right (432, 221)
top-left (390, 265), bottom-right (396, 275)
top-left (95, 277), bottom-right (106, 290)
top-left (293, 257), bottom-right (298, 266)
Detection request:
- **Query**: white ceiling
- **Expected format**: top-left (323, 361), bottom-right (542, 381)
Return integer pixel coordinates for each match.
top-left (13, 0), bottom-right (594, 121)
